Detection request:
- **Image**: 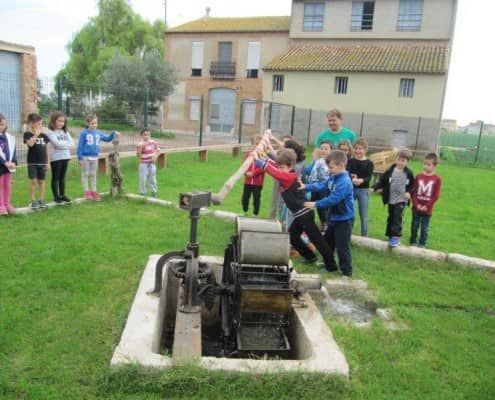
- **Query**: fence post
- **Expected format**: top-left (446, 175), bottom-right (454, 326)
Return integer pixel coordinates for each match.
top-left (474, 121), bottom-right (484, 164)
top-left (57, 78), bottom-right (63, 111)
top-left (199, 95), bottom-right (204, 146)
top-left (143, 88), bottom-right (149, 129)
top-left (359, 112), bottom-right (365, 137)
top-left (290, 105), bottom-right (296, 136)
top-left (306, 108), bottom-right (312, 146)
top-left (268, 102), bottom-right (273, 129)
top-left (414, 116), bottom-right (422, 154)
top-left (238, 100), bottom-right (244, 144)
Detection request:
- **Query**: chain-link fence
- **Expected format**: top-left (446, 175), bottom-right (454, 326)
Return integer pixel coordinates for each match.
top-left (439, 122), bottom-right (495, 167)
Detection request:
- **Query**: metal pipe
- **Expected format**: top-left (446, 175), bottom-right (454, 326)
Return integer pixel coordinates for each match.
top-left (306, 108), bottom-right (312, 146)
top-left (474, 121), bottom-right (484, 164)
top-left (359, 112), bottom-right (365, 138)
top-left (238, 100), bottom-right (244, 144)
top-left (189, 208), bottom-right (200, 245)
top-left (199, 95), bottom-right (204, 146)
top-left (414, 116), bottom-right (422, 154)
top-left (147, 250), bottom-right (185, 295)
top-left (290, 105), bottom-right (296, 136)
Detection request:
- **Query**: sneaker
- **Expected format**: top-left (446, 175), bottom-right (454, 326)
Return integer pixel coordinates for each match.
top-left (60, 195), bottom-right (71, 204)
top-left (92, 192), bottom-right (102, 201)
top-left (389, 237), bottom-right (400, 248)
top-left (6, 205), bottom-right (15, 214)
top-left (84, 191), bottom-right (93, 200)
top-left (38, 200), bottom-right (48, 209)
top-left (30, 200), bottom-right (39, 210)
top-left (301, 256), bottom-right (318, 265)
top-left (418, 244), bottom-right (426, 249)
top-left (0, 207), bottom-right (7, 215)
top-left (151, 191), bottom-right (157, 198)
top-left (54, 197), bottom-right (65, 204)
top-left (316, 261), bottom-right (338, 272)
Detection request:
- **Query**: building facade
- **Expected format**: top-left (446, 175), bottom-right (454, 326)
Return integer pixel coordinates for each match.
top-left (164, 1), bottom-right (457, 150)
top-left (263, 0), bottom-right (457, 149)
top-left (164, 16), bottom-right (290, 135)
top-left (0, 41), bottom-right (38, 133)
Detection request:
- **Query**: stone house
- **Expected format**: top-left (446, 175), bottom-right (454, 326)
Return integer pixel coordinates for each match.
top-left (164, 0), bottom-right (458, 150)
top-left (164, 16), bottom-right (290, 135)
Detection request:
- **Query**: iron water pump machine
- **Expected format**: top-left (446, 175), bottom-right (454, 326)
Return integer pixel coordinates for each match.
top-left (149, 191), bottom-right (319, 358)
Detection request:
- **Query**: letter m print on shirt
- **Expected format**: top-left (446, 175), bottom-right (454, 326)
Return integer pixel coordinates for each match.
top-left (418, 179), bottom-right (434, 197)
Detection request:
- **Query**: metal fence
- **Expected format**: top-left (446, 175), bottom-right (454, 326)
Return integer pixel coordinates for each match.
top-left (2, 73), bottom-right (494, 169)
top-left (237, 99), bottom-right (440, 153)
top-left (439, 122), bottom-right (495, 167)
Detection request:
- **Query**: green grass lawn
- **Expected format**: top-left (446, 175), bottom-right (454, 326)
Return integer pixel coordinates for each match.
top-left (10, 151), bottom-right (495, 260)
top-left (0, 200), bottom-right (494, 399)
top-left (2, 151), bottom-right (495, 399)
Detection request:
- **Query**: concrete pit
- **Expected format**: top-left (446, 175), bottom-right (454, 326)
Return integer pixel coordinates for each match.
top-left (111, 255), bottom-right (349, 375)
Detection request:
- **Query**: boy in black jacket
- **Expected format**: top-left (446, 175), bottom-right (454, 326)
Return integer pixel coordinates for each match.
top-left (253, 148), bottom-right (336, 271)
top-left (372, 149), bottom-right (414, 247)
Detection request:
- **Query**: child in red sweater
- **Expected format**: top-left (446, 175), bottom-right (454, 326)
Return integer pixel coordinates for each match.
top-left (241, 135), bottom-right (265, 216)
top-left (410, 153), bottom-right (442, 248)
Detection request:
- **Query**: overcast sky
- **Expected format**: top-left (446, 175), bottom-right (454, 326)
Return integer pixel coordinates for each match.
top-left (0, 0), bottom-right (492, 125)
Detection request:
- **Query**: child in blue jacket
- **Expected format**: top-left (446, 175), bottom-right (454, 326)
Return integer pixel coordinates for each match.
top-left (302, 150), bottom-right (355, 277)
top-left (77, 114), bottom-right (120, 201)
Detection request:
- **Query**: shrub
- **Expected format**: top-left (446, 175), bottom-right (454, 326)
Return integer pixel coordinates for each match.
top-left (95, 96), bottom-right (129, 122)
top-left (151, 130), bottom-right (175, 139)
top-left (439, 146), bottom-right (456, 162)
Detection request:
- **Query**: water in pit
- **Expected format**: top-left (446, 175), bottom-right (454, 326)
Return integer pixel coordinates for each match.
top-left (201, 322), bottom-right (294, 359)
top-left (310, 284), bottom-right (377, 326)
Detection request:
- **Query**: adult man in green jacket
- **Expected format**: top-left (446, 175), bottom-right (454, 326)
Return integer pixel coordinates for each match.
top-left (315, 109), bottom-right (357, 148)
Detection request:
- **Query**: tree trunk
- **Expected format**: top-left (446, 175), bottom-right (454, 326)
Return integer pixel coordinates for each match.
top-left (109, 139), bottom-right (123, 197)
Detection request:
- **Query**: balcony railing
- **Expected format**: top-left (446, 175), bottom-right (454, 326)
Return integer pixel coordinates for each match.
top-left (210, 62), bottom-right (236, 80)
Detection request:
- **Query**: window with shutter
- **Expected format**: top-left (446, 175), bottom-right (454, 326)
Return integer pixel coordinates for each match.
top-left (191, 41), bottom-right (204, 77)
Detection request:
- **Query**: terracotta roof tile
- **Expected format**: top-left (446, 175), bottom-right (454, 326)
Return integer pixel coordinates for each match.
top-left (168, 16), bottom-right (290, 33)
top-left (264, 45), bottom-right (449, 74)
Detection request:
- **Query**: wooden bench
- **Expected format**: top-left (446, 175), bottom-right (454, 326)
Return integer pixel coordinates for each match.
top-left (97, 143), bottom-right (248, 174)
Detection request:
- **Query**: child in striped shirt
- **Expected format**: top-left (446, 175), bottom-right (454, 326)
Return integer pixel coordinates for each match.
top-left (136, 129), bottom-right (160, 197)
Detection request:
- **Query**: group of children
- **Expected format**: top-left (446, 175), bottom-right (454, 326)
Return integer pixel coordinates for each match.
top-left (241, 132), bottom-right (442, 276)
top-left (0, 111), bottom-right (160, 214)
top-left (1, 109), bottom-right (442, 272)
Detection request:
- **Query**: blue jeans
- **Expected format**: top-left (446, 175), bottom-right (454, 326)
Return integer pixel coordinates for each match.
top-left (410, 212), bottom-right (431, 247)
top-left (353, 188), bottom-right (369, 236)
